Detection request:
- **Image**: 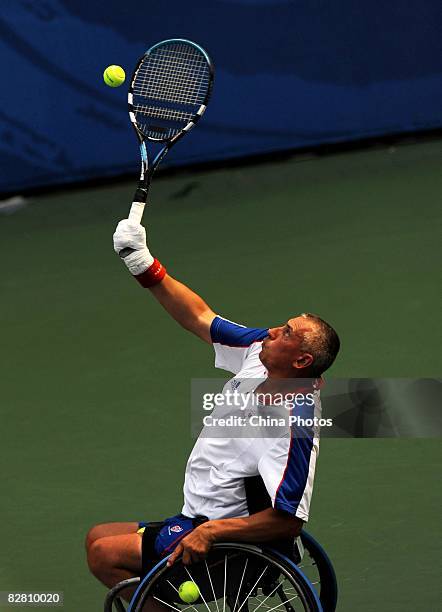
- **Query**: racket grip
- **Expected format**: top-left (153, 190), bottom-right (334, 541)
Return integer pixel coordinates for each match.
top-left (128, 201), bottom-right (145, 224)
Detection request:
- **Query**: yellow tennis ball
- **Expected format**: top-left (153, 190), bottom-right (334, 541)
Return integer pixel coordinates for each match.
top-left (103, 65), bottom-right (125, 87)
top-left (178, 581), bottom-right (200, 604)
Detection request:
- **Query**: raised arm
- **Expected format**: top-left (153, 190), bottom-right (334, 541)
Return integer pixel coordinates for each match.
top-left (113, 219), bottom-right (215, 342)
top-left (149, 275), bottom-right (215, 342)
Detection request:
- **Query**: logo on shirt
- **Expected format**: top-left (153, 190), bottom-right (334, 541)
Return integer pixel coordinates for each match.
top-left (169, 525), bottom-right (183, 533)
top-left (231, 379), bottom-right (241, 391)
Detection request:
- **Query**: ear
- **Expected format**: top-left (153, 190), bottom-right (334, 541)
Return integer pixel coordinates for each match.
top-left (293, 353), bottom-right (313, 370)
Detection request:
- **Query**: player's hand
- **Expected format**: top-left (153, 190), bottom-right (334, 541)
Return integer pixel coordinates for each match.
top-left (113, 219), bottom-right (154, 275)
top-left (167, 524), bottom-right (215, 566)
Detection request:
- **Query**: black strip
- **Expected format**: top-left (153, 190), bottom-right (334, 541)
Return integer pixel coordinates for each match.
top-left (244, 475), bottom-right (272, 515)
top-left (141, 521), bottom-right (164, 575)
top-left (244, 476), bottom-right (294, 558)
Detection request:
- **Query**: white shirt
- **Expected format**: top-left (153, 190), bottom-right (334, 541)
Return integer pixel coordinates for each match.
top-left (182, 316), bottom-right (320, 522)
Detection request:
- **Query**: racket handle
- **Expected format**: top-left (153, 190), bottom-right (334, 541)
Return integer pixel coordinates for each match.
top-left (120, 191), bottom-right (147, 258)
top-left (120, 204), bottom-right (142, 257)
top-left (128, 201), bottom-right (145, 224)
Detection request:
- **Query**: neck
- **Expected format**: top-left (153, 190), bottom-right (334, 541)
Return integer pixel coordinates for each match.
top-left (258, 374), bottom-right (312, 395)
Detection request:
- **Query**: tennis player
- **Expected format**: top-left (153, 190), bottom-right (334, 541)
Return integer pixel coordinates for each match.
top-left (86, 219), bottom-right (340, 595)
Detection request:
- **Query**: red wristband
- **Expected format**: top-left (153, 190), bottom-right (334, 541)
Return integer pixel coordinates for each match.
top-left (134, 258), bottom-right (167, 288)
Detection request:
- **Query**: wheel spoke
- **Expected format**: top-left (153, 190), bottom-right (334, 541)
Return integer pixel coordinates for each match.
top-left (232, 557), bottom-right (248, 612)
top-left (153, 595), bottom-right (185, 612)
top-left (257, 595), bottom-right (300, 612)
top-left (252, 600), bottom-right (282, 612)
top-left (222, 553), bottom-right (227, 612)
top-left (250, 581), bottom-right (283, 612)
top-left (253, 585), bottom-right (299, 612)
top-left (236, 565), bottom-right (269, 612)
top-left (205, 559), bottom-right (220, 612)
top-left (185, 567), bottom-right (213, 612)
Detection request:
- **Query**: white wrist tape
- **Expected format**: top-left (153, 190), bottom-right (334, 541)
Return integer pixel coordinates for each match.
top-left (123, 247), bottom-right (154, 276)
top-left (113, 219), bottom-right (155, 276)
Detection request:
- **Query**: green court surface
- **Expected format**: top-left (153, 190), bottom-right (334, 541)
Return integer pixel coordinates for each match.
top-left (1, 139), bottom-right (441, 611)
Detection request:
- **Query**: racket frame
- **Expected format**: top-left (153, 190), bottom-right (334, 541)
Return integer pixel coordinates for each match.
top-left (127, 38), bottom-right (214, 225)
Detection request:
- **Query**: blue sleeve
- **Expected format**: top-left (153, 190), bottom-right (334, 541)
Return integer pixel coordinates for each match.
top-left (210, 316), bottom-right (268, 346)
top-left (274, 436), bottom-right (315, 516)
top-left (274, 401), bottom-right (317, 519)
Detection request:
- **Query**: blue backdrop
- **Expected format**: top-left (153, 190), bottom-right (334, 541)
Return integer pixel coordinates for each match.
top-left (1, 0), bottom-right (441, 193)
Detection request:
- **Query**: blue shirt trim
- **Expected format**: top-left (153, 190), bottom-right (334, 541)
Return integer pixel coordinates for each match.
top-left (274, 402), bottom-right (316, 515)
top-left (210, 316), bottom-right (268, 346)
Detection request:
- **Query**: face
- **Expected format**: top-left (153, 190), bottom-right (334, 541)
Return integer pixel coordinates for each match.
top-left (259, 316), bottom-right (315, 376)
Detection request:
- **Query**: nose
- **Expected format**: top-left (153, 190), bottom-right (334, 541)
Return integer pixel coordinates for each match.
top-left (268, 327), bottom-right (281, 339)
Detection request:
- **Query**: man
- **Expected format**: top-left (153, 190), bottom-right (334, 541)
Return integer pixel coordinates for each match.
top-left (86, 219), bottom-right (340, 595)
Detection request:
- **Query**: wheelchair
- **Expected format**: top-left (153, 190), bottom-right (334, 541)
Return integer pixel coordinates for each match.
top-left (104, 531), bottom-right (337, 612)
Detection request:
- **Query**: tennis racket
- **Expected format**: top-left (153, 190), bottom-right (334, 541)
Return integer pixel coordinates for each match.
top-left (120, 38), bottom-right (214, 258)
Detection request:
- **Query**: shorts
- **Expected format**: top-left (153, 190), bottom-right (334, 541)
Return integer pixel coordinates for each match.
top-left (138, 513), bottom-right (208, 575)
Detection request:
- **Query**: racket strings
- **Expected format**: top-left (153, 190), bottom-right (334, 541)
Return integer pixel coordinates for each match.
top-left (133, 104), bottom-right (194, 124)
top-left (135, 54), bottom-right (209, 80)
top-left (133, 67), bottom-right (209, 105)
top-left (133, 45), bottom-right (210, 107)
top-left (142, 47), bottom-right (209, 82)
top-left (134, 69), bottom-right (209, 106)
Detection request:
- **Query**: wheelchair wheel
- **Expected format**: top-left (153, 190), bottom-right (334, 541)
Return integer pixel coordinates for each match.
top-left (299, 532), bottom-right (337, 612)
top-left (104, 577), bottom-right (140, 612)
top-left (266, 533), bottom-right (337, 612)
top-left (128, 543), bottom-right (322, 612)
